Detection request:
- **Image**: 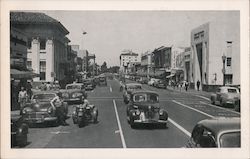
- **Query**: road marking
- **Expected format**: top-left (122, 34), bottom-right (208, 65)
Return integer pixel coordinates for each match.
top-left (113, 99), bottom-right (127, 148)
top-left (172, 100), bottom-right (214, 118)
top-left (110, 86), bottom-right (113, 92)
top-left (200, 101), bottom-right (240, 115)
top-left (168, 118), bottom-right (191, 137)
top-left (195, 95), bottom-right (210, 101)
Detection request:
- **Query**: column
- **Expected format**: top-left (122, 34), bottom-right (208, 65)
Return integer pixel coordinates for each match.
top-left (45, 38), bottom-right (54, 82)
top-left (31, 37), bottom-right (40, 81)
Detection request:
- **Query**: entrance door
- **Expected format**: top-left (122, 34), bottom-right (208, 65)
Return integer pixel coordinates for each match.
top-left (196, 43), bottom-right (203, 81)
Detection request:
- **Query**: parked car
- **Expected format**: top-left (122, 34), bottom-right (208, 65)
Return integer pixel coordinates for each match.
top-left (155, 79), bottom-right (167, 88)
top-left (126, 91), bottom-right (168, 128)
top-left (21, 92), bottom-right (68, 126)
top-left (123, 83), bottom-right (143, 104)
top-left (61, 83), bottom-right (87, 104)
top-left (83, 78), bottom-right (95, 91)
top-left (186, 117), bottom-right (240, 148)
top-left (148, 78), bottom-right (157, 86)
top-left (11, 114), bottom-right (29, 147)
top-left (210, 86), bottom-right (240, 108)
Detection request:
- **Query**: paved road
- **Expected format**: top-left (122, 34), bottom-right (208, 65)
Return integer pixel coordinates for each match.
top-left (23, 79), bottom-right (240, 148)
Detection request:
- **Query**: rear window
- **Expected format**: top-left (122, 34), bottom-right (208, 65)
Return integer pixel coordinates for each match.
top-left (219, 132), bottom-right (240, 147)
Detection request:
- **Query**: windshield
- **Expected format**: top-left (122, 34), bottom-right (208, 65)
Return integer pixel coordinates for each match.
top-left (127, 85), bottom-right (142, 91)
top-left (33, 94), bottom-right (56, 101)
top-left (227, 88), bottom-right (238, 93)
top-left (66, 85), bottom-right (81, 90)
top-left (133, 93), bottom-right (159, 103)
top-left (219, 132), bottom-right (240, 147)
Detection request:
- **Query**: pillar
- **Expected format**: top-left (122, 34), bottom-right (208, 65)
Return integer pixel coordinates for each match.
top-left (45, 38), bottom-right (54, 82)
top-left (31, 37), bottom-right (40, 81)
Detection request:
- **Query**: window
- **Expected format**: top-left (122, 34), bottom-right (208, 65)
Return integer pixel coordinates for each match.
top-left (27, 40), bottom-right (32, 49)
top-left (227, 57), bottom-right (232, 66)
top-left (225, 74), bottom-right (233, 84)
top-left (27, 60), bottom-right (32, 70)
top-left (40, 39), bottom-right (46, 50)
top-left (40, 60), bottom-right (46, 80)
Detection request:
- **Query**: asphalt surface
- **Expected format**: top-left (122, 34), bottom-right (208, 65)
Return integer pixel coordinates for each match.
top-left (22, 79), bottom-right (240, 148)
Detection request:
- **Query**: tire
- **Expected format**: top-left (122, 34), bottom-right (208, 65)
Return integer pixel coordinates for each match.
top-left (18, 134), bottom-right (27, 147)
top-left (211, 98), bottom-right (215, 105)
top-left (78, 117), bottom-right (84, 128)
top-left (129, 116), bottom-right (135, 128)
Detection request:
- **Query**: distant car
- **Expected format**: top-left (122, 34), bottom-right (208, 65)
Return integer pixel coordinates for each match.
top-left (11, 114), bottom-right (28, 147)
top-left (61, 83), bottom-right (87, 104)
top-left (148, 78), bottom-right (156, 86)
top-left (152, 79), bottom-right (161, 87)
top-left (186, 118), bottom-right (240, 148)
top-left (83, 79), bottom-right (95, 91)
top-left (21, 92), bottom-right (68, 125)
top-left (210, 86), bottom-right (240, 108)
top-left (123, 83), bottom-right (143, 104)
top-left (98, 75), bottom-right (107, 86)
top-left (126, 91), bottom-right (168, 128)
top-left (155, 79), bottom-right (167, 88)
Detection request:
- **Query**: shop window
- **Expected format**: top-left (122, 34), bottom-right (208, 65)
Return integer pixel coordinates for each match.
top-left (227, 57), bottom-right (232, 67)
top-left (225, 74), bottom-right (233, 84)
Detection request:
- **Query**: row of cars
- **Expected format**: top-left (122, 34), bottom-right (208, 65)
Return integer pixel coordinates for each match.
top-left (121, 82), bottom-right (240, 148)
top-left (11, 76), bottom-right (108, 147)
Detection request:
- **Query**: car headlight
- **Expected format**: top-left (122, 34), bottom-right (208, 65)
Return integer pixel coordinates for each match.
top-left (22, 109), bottom-right (27, 114)
top-left (159, 109), bottom-right (164, 115)
top-left (135, 109), bottom-right (141, 115)
top-left (47, 107), bottom-right (53, 114)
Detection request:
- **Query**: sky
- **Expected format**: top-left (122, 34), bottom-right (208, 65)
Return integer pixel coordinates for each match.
top-left (42, 11), bottom-right (239, 67)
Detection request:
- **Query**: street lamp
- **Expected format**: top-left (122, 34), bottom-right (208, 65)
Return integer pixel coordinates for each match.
top-left (222, 54), bottom-right (226, 86)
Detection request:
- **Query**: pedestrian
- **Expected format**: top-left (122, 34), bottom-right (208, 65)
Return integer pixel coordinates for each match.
top-left (185, 81), bottom-right (189, 91)
top-left (46, 82), bottom-right (51, 90)
top-left (26, 81), bottom-right (32, 99)
top-left (18, 86), bottom-right (28, 109)
top-left (51, 92), bottom-right (68, 126)
top-left (197, 80), bottom-right (200, 91)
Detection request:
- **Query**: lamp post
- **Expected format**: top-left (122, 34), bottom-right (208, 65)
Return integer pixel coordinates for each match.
top-left (222, 54), bottom-right (226, 86)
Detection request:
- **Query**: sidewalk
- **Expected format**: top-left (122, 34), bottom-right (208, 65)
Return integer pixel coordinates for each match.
top-left (166, 86), bottom-right (212, 99)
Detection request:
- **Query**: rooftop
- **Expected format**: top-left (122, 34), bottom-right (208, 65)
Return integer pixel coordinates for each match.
top-left (10, 12), bottom-right (69, 35)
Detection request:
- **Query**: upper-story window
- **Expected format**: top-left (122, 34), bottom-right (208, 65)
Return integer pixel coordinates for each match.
top-left (227, 57), bottom-right (232, 67)
top-left (40, 39), bottom-right (46, 50)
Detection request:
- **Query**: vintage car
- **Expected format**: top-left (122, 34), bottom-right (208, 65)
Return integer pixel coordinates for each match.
top-left (83, 78), bottom-right (95, 91)
top-left (98, 75), bottom-right (107, 86)
top-left (11, 114), bottom-right (29, 147)
top-left (155, 79), bottom-right (167, 89)
top-left (186, 117), bottom-right (240, 148)
top-left (211, 86), bottom-right (240, 108)
top-left (21, 92), bottom-right (68, 125)
top-left (61, 83), bottom-right (87, 104)
top-left (126, 91), bottom-right (168, 128)
top-left (123, 83), bottom-right (143, 104)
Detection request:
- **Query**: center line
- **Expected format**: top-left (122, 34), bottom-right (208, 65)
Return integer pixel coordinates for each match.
top-left (110, 86), bottom-right (112, 92)
top-left (168, 118), bottom-right (191, 137)
top-left (113, 99), bottom-right (127, 148)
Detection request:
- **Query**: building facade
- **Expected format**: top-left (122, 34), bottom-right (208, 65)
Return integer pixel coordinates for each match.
top-left (119, 50), bottom-right (140, 73)
top-left (190, 17), bottom-right (240, 90)
top-left (11, 12), bottom-right (70, 82)
top-left (10, 27), bottom-right (28, 70)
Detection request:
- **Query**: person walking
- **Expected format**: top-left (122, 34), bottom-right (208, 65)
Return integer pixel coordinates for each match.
top-left (26, 81), bottom-right (32, 99)
top-left (18, 86), bottom-right (28, 109)
top-left (185, 81), bottom-right (189, 91)
top-left (196, 80), bottom-right (200, 91)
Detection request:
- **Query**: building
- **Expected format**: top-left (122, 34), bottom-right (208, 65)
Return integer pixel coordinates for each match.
top-left (11, 12), bottom-right (70, 82)
top-left (183, 47), bottom-right (191, 82)
top-left (119, 50), bottom-right (140, 73)
top-left (140, 51), bottom-right (153, 78)
top-left (10, 27), bottom-right (28, 71)
top-left (190, 16), bottom-right (240, 91)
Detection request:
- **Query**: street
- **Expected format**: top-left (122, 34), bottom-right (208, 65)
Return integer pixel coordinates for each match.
top-left (23, 78), bottom-right (240, 148)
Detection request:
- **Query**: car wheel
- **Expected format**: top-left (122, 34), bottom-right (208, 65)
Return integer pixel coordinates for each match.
top-left (220, 100), bottom-right (225, 107)
top-left (18, 134), bottom-right (27, 147)
top-left (211, 99), bottom-right (215, 105)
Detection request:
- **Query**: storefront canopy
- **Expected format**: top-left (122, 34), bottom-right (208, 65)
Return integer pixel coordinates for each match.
top-left (10, 69), bottom-right (40, 79)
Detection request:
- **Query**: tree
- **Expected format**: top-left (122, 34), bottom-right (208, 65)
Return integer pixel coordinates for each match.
top-left (101, 61), bottom-right (107, 73)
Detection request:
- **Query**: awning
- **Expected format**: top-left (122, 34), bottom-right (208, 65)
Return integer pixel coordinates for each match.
top-left (166, 74), bottom-right (175, 79)
top-left (10, 69), bottom-right (40, 79)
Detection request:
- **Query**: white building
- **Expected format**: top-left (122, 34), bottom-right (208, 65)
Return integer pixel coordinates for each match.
top-left (190, 15), bottom-right (240, 90)
top-left (119, 50), bottom-right (140, 73)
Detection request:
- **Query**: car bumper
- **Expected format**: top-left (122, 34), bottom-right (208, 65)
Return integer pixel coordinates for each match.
top-left (134, 119), bottom-right (168, 124)
top-left (24, 117), bottom-right (57, 123)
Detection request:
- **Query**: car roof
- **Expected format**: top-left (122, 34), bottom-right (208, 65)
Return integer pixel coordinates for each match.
top-left (33, 91), bottom-right (58, 95)
top-left (197, 117), bottom-right (240, 135)
top-left (132, 90), bottom-right (158, 95)
top-left (125, 83), bottom-right (142, 86)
